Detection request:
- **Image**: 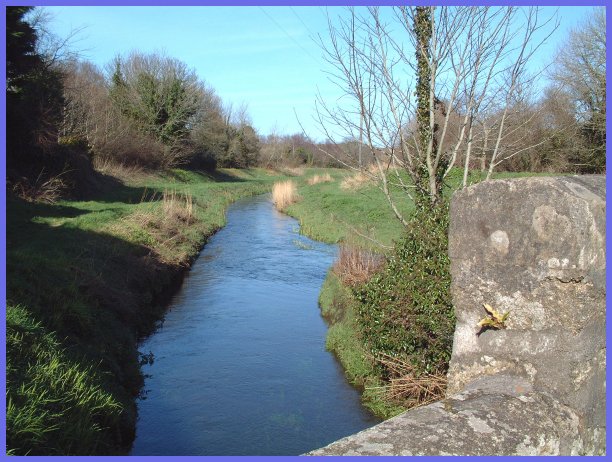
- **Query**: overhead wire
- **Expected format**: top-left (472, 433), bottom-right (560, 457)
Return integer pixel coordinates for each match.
top-left (257, 6), bottom-right (319, 64)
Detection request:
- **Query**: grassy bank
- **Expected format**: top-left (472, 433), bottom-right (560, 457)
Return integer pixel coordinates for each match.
top-left (285, 167), bottom-right (546, 419)
top-left (282, 168), bottom-right (414, 417)
top-left (285, 168), bottom-right (410, 249)
top-left (6, 168), bottom-right (287, 455)
top-left (318, 272), bottom-right (406, 419)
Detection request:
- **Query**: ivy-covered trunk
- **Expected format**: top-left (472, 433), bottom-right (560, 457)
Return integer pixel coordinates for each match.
top-left (413, 6), bottom-right (443, 208)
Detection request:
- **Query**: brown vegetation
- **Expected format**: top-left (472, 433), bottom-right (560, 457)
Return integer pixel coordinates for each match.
top-left (371, 353), bottom-right (448, 409)
top-left (110, 190), bottom-right (196, 264)
top-left (340, 164), bottom-right (381, 190)
top-left (307, 173), bottom-right (333, 185)
top-left (92, 157), bottom-right (146, 182)
top-left (9, 169), bottom-right (68, 204)
top-left (271, 180), bottom-right (299, 210)
top-left (332, 244), bottom-right (385, 287)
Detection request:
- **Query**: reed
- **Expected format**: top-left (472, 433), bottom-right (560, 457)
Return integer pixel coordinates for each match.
top-left (307, 173), bottom-right (333, 185)
top-left (368, 353), bottom-right (448, 409)
top-left (332, 244), bottom-right (385, 286)
top-left (272, 180), bottom-right (299, 210)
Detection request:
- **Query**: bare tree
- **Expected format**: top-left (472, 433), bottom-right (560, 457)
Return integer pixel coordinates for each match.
top-left (549, 7), bottom-right (606, 173)
top-left (314, 6), bottom-right (557, 221)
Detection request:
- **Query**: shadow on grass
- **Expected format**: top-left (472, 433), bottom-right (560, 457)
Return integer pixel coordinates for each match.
top-left (6, 197), bottom-right (187, 454)
top-left (161, 168), bottom-right (248, 184)
top-left (84, 173), bottom-right (164, 204)
top-left (83, 169), bottom-right (251, 205)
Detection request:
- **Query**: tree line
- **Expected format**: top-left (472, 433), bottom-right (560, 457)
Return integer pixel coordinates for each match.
top-left (6, 7), bottom-right (266, 198)
top-left (316, 6), bottom-right (605, 216)
top-left (6, 7), bottom-right (605, 202)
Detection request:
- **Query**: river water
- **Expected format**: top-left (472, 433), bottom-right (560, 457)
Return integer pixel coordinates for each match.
top-left (130, 194), bottom-right (379, 456)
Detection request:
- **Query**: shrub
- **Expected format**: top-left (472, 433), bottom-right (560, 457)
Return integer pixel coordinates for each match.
top-left (272, 180), bottom-right (299, 210)
top-left (354, 201), bottom-right (455, 377)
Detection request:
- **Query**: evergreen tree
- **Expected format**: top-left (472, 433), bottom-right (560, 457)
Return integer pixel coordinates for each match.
top-left (6, 6), bottom-right (64, 173)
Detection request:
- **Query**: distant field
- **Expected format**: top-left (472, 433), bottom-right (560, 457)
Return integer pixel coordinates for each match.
top-left (285, 167), bottom-right (546, 250)
top-left (285, 168), bottom-right (411, 250)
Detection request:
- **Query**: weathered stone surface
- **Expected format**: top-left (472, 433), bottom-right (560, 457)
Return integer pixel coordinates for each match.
top-left (447, 175), bottom-right (606, 451)
top-left (308, 176), bottom-right (606, 456)
top-left (308, 376), bottom-right (587, 456)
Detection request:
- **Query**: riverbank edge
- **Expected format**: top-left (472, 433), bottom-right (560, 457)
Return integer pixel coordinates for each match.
top-left (278, 182), bottom-right (408, 419)
top-left (117, 185), bottom-right (281, 452)
top-left (318, 271), bottom-right (406, 419)
top-left (6, 170), bottom-right (285, 455)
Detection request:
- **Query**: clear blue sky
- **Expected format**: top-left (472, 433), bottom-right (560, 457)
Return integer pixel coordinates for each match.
top-left (42, 5), bottom-right (596, 139)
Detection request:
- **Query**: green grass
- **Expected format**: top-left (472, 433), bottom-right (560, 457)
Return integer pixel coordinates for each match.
top-left (286, 168), bottom-right (411, 249)
top-left (288, 167), bottom-right (553, 248)
top-left (6, 167), bottom-right (288, 455)
top-left (6, 305), bottom-right (122, 455)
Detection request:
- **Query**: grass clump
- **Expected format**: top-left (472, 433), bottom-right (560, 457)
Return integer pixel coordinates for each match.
top-left (332, 244), bottom-right (385, 287)
top-left (272, 180), bottom-right (299, 210)
top-left (307, 172), bottom-right (333, 185)
top-left (6, 305), bottom-right (122, 455)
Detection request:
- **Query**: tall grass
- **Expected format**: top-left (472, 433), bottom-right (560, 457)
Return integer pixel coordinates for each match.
top-left (272, 180), bottom-right (299, 210)
top-left (332, 244), bottom-right (385, 287)
top-left (307, 173), bottom-right (333, 185)
top-left (92, 157), bottom-right (146, 181)
top-left (10, 169), bottom-right (68, 204)
top-left (6, 305), bottom-right (122, 455)
top-left (162, 189), bottom-right (194, 224)
top-left (340, 164), bottom-right (380, 190)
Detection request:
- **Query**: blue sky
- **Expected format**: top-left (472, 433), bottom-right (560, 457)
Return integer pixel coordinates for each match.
top-left (42, 5), bottom-right (597, 139)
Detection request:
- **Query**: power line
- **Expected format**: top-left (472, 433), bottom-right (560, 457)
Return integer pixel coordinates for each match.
top-left (289, 6), bottom-right (316, 38)
top-left (258, 6), bottom-right (319, 64)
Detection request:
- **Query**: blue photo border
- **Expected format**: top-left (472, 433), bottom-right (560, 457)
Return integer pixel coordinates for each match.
top-left (1, 0), bottom-right (609, 460)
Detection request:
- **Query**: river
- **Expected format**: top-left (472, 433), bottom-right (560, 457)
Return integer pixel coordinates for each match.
top-left (130, 193), bottom-right (379, 455)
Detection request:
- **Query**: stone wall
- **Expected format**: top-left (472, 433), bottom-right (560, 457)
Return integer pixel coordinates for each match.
top-left (308, 176), bottom-right (606, 456)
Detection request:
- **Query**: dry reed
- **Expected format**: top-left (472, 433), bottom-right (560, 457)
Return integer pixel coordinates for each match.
top-left (112, 189), bottom-right (196, 260)
top-left (162, 189), bottom-right (194, 224)
top-left (332, 244), bottom-right (385, 286)
top-left (92, 157), bottom-right (145, 181)
top-left (11, 169), bottom-right (68, 204)
top-left (272, 180), bottom-right (299, 210)
top-left (369, 353), bottom-right (448, 409)
top-left (307, 173), bottom-right (333, 185)
top-left (340, 164), bottom-right (379, 190)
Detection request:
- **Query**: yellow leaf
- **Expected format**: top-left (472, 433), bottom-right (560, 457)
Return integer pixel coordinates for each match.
top-left (477, 303), bottom-right (510, 331)
top-left (483, 303), bottom-right (503, 321)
